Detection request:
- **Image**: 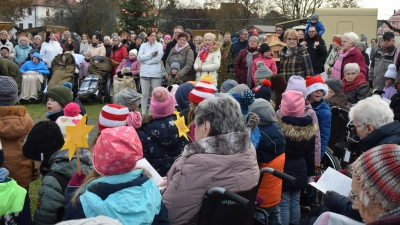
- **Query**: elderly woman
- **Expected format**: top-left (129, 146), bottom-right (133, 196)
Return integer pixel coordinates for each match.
top-left (14, 36), bottom-right (32, 66)
top-left (331, 32), bottom-right (367, 80)
top-left (110, 36), bottom-right (128, 77)
top-left (32, 35), bottom-right (42, 52)
top-left (357, 41), bottom-right (370, 75)
top-left (40, 31), bottom-right (63, 68)
top-left (165, 32), bottom-right (195, 85)
top-left (194, 33), bottom-right (221, 85)
top-left (138, 30), bottom-right (163, 117)
top-left (193, 35), bottom-right (203, 53)
top-left (342, 63), bottom-right (370, 105)
top-left (324, 35), bottom-right (342, 75)
top-left (234, 36), bottom-right (261, 88)
top-left (103, 36), bottom-right (112, 57)
top-left (279, 29), bottom-right (314, 81)
top-left (162, 95), bottom-right (260, 225)
top-left (79, 33), bottom-right (91, 55)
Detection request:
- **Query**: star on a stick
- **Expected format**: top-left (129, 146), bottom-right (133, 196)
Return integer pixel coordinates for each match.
top-left (174, 112), bottom-right (190, 141)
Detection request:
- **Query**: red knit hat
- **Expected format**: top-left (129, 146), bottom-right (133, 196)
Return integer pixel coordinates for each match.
top-left (188, 80), bottom-right (217, 105)
top-left (98, 104), bottom-right (129, 131)
top-left (305, 75), bottom-right (328, 97)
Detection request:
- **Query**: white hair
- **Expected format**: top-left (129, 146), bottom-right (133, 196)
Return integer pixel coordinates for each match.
top-left (63, 31), bottom-right (71, 36)
top-left (343, 32), bottom-right (359, 45)
top-left (359, 189), bottom-right (371, 207)
top-left (249, 36), bottom-right (259, 43)
top-left (34, 35), bottom-right (42, 40)
top-left (103, 36), bottom-right (111, 41)
top-left (343, 63), bottom-right (360, 73)
top-left (349, 95), bottom-right (394, 130)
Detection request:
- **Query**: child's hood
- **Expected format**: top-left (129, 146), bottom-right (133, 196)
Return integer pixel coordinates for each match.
top-left (0, 178), bottom-right (27, 216)
top-left (0, 106), bottom-right (34, 141)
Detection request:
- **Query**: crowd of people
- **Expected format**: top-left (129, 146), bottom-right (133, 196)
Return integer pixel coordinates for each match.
top-left (1, 13), bottom-right (400, 225)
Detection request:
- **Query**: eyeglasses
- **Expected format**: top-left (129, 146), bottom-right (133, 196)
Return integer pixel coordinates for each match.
top-left (351, 123), bottom-right (363, 136)
top-left (286, 38), bottom-right (297, 42)
top-left (348, 190), bottom-right (359, 203)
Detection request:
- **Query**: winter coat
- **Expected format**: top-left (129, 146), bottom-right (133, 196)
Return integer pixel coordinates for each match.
top-left (277, 116), bottom-right (316, 191)
top-left (116, 58), bottom-right (141, 76)
top-left (358, 120), bottom-right (400, 152)
top-left (313, 212), bottom-right (364, 225)
top-left (279, 45), bottom-right (314, 81)
top-left (0, 175), bottom-right (33, 225)
top-left (234, 47), bottom-right (261, 86)
top-left (228, 40), bottom-right (249, 59)
top-left (165, 45), bottom-right (195, 84)
top-left (163, 131), bottom-right (259, 225)
top-left (78, 59), bottom-right (90, 79)
top-left (104, 44), bottom-right (112, 58)
top-left (257, 122), bottom-right (286, 208)
top-left (40, 41), bottom-right (63, 68)
top-left (63, 169), bottom-right (168, 225)
top-left (47, 53), bottom-right (76, 89)
top-left (312, 98), bottom-right (332, 158)
top-left (87, 43), bottom-right (106, 57)
top-left (14, 43), bottom-right (32, 66)
top-left (305, 20), bottom-right (325, 36)
top-left (305, 36), bottom-right (327, 74)
top-left (138, 42), bottom-right (163, 78)
top-left (0, 57), bottom-right (22, 91)
top-left (0, 106), bottom-right (34, 189)
top-left (34, 149), bottom-right (92, 225)
top-left (194, 42), bottom-right (222, 86)
top-left (390, 93), bottom-right (400, 121)
top-left (270, 74), bottom-right (287, 111)
top-left (87, 56), bottom-right (112, 79)
top-left (276, 101), bottom-right (322, 166)
top-left (326, 92), bottom-right (350, 111)
top-left (339, 47), bottom-right (367, 80)
top-left (369, 45), bottom-right (397, 90)
top-left (79, 40), bottom-right (90, 55)
top-left (110, 45), bottom-right (128, 76)
top-left (162, 39), bottom-right (197, 65)
top-left (0, 39), bottom-right (16, 58)
top-left (251, 56), bottom-right (278, 82)
top-left (137, 114), bottom-right (189, 177)
top-left (19, 52), bottom-right (50, 75)
top-left (324, 191), bottom-right (363, 222)
top-left (368, 216), bottom-right (400, 225)
top-left (324, 47), bottom-right (342, 75)
top-left (344, 83), bottom-right (370, 105)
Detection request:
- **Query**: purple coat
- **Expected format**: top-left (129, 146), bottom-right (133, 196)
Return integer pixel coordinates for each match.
top-left (116, 59), bottom-right (141, 76)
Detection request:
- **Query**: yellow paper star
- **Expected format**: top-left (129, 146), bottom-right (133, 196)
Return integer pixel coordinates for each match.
top-left (61, 114), bottom-right (94, 160)
top-left (174, 112), bottom-right (190, 141)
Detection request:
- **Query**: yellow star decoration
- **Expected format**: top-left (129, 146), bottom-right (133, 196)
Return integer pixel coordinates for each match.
top-left (174, 111), bottom-right (190, 141)
top-left (61, 114), bottom-right (94, 161)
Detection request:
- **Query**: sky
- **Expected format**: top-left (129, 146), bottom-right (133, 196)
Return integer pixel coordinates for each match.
top-left (362, 0), bottom-right (398, 19)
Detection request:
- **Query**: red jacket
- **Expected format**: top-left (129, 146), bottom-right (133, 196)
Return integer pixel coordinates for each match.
top-left (111, 45), bottom-right (128, 75)
top-left (234, 48), bottom-right (261, 87)
top-left (340, 47), bottom-right (367, 80)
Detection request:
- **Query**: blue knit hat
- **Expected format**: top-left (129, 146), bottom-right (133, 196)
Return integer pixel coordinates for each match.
top-left (230, 89), bottom-right (255, 120)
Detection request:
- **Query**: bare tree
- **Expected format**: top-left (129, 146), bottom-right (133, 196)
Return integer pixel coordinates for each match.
top-left (0, 0), bottom-right (32, 22)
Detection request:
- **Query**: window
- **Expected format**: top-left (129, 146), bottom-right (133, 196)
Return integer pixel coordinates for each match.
top-left (392, 21), bottom-right (396, 26)
top-left (28, 23), bottom-right (33, 29)
top-left (28, 7), bottom-right (32, 15)
top-left (46, 8), bottom-right (50, 16)
top-left (19, 23), bottom-right (23, 29)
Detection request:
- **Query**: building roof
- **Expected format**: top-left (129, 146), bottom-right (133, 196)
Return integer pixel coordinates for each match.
top-left (377, 9), bottom-right (400, 35)
top-left (32, 0), bottom-right (78, 7)
top-left (248, 25), bottom-right (275, 33)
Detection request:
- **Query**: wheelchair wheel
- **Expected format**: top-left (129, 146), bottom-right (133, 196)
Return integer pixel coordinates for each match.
top-left (317, 147), bottom-right (341, 176)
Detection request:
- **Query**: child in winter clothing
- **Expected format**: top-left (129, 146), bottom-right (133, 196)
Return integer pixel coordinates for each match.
top-left (252, 61), bottom-right (273, 102)
top-left (78, 52), bottom-right (91, 80)
top-left (305, 13), bottom-right (325, 36)
top-left (138, 87), bottom-right (189, 176)
top-left (0, 76), bottom-right (35, 190)
top-left (306, 75), bottom-right (332, 158)
top-left (168, 84), bottom-right (180, 110)
top-left (249, 99), bottom-right (285, 225)
top-left (64, 126), bottom-right (168, 224)
top-left (98, 104), bottom-right (129, 132)
top-left (0, 149), bottom-right (33, 225)
top-left (252, 43), bottom-right (277, 80)
top-left (220, 79), bottom-right (238, 93)
top-left (382, 64), bottom-right (397, 100)
top-left (278, 90), bottom-right (317, 225)
top-left (113, 87), bottom-right (142, 112)
top-left (55, 102), bottom-right (83, 139)
top-left (167, 58), bottom-right (182, 86)
top-left (45, 86), bottom-right (73, 121)
top-left (22, 121), bottom-right (92, 225)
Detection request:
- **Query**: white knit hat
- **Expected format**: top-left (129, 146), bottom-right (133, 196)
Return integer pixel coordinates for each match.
top-left (98, 104), bottom-right (129, 131)
top-left (384, 64), bottom-right (397, 79)
top-left (129, 49), bottom-right (138, 56)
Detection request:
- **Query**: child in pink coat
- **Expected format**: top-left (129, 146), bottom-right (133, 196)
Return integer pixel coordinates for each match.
top-left (252, 43), bottom-right (277, 84)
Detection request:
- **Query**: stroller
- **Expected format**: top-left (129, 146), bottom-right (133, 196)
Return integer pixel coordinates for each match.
top-left (78, 56), bottom-right (112, 103)
top-left (47, 53), bottom-right (76, 89)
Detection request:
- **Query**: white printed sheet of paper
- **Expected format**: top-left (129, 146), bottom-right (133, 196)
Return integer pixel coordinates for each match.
top-left (309, 167), bottom-right (352, 196)
top-left (136, 158), bottom-right (164, 188)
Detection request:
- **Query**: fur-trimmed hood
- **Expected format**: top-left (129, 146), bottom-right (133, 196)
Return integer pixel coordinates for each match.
top-left (183, 131), bottom-right (250, 157)
top-left (277, 116), bottom-right (317, 142)
top-left (198, 41), bottom-right (222, 53)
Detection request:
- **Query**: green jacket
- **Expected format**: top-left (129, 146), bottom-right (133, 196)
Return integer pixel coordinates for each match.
top-left (34, 149), bottom-right (92, 225)
top-left (0, 57), bottom-right (21, 92)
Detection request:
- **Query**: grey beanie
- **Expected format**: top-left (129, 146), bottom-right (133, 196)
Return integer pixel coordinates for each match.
top-left (254, 61), bottom-right (273, 79)
top-left (113, 87), bottom-right (142, 112)
top-left (358, 41), bottom-right (367, 51)
top-left (221, 79), bottom-right (238, 93)
top-left (170, 58), bottom-right (181, 71)
top-left (231, 84), bottom-right (250, 94)
top-left (360, 34), bottom-right (367, 41)
top-left (249, 98), bottom-right (275, 126)
top-left (0, 75), bottom-right (18, 106)
top-left (310, 13), bottom-right (319, 21)
top-left (325, 78), bottom-right (343, 93)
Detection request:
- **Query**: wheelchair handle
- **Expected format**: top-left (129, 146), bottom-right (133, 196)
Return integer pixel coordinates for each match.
top-left (260, 168), bottom-right (296, 184)
top-left (330, 106), bottom-right (349, 114)
top-left (207, 187), bottom-right (250, 208)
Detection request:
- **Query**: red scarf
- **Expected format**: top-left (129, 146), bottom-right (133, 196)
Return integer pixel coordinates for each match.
top-left (198, 44), bottom-right (212, 62)
top-left (342, 73), bottom-right (366, 93)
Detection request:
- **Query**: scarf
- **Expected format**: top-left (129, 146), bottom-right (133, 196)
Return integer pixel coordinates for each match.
top-left (331, 47), bottom-right (354, 79)
top-left (175, 43), bottom-right (188, 53)
top-left (246, 47), bottom-right (259, 87)
top-left (342, 73), bottom-right (366, 93)
top-left (198, 44), bottom-right (212, 62)
top-left (84, 58), bottom-right (90, 62)
top-left (126, 57), bottom-right (137, 67)
top-left (81, 40), bottom-right (88, 44)
top-left (0, 39), bottom-right (6, 45)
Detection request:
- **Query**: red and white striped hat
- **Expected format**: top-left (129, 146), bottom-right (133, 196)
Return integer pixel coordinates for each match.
top-left (188, 80), bottom-right (217, 105)
top-left (98, 104), bottom-right (129, 131)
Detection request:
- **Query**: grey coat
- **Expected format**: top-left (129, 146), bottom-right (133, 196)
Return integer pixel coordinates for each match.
top-left (369, 46), bottom-right (396, 90)
top-left (345, 83), bottom-right (371, 105)
top-left (165, 45), bottom-right (195, 84)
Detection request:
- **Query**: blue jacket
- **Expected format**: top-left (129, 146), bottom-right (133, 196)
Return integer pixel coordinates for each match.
top-left (20, 52), bottom-right (50, 75)
top-left (358, 121), bottom-right (400, 152)
top-left (14, 43), bottom-right (32, 66)
top-left (257, 122), bottom-right (285, 165)
top-left (312, 99), bottom-right (331, 158)
top-left (138, 114), bottom-right (189, 177)
top-left (228, 40), bottom-right (248, 59)
top-left (305, 20), bottom-right (325, 36)
top-left (64, 169), bottom-right (168, 225)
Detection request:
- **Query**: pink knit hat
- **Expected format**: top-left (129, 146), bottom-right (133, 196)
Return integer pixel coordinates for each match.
top-left (93, 126), bottom-right (143, 176)
top-left (281, 90), bottom-right (305, 117)
top-left (98, 104), bottom-right (129, 131)
top-left (150, 87), bottom-right (175, 118)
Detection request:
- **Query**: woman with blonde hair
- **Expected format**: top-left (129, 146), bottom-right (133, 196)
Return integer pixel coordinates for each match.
top-left (193, 35), bottom-right (203, 53)
top-left (79, 33), bottom-right (91, 55)
top-left (14, 36), bottom-right (32, 66)
top-left (194, 32), bottom-right (221, 85)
